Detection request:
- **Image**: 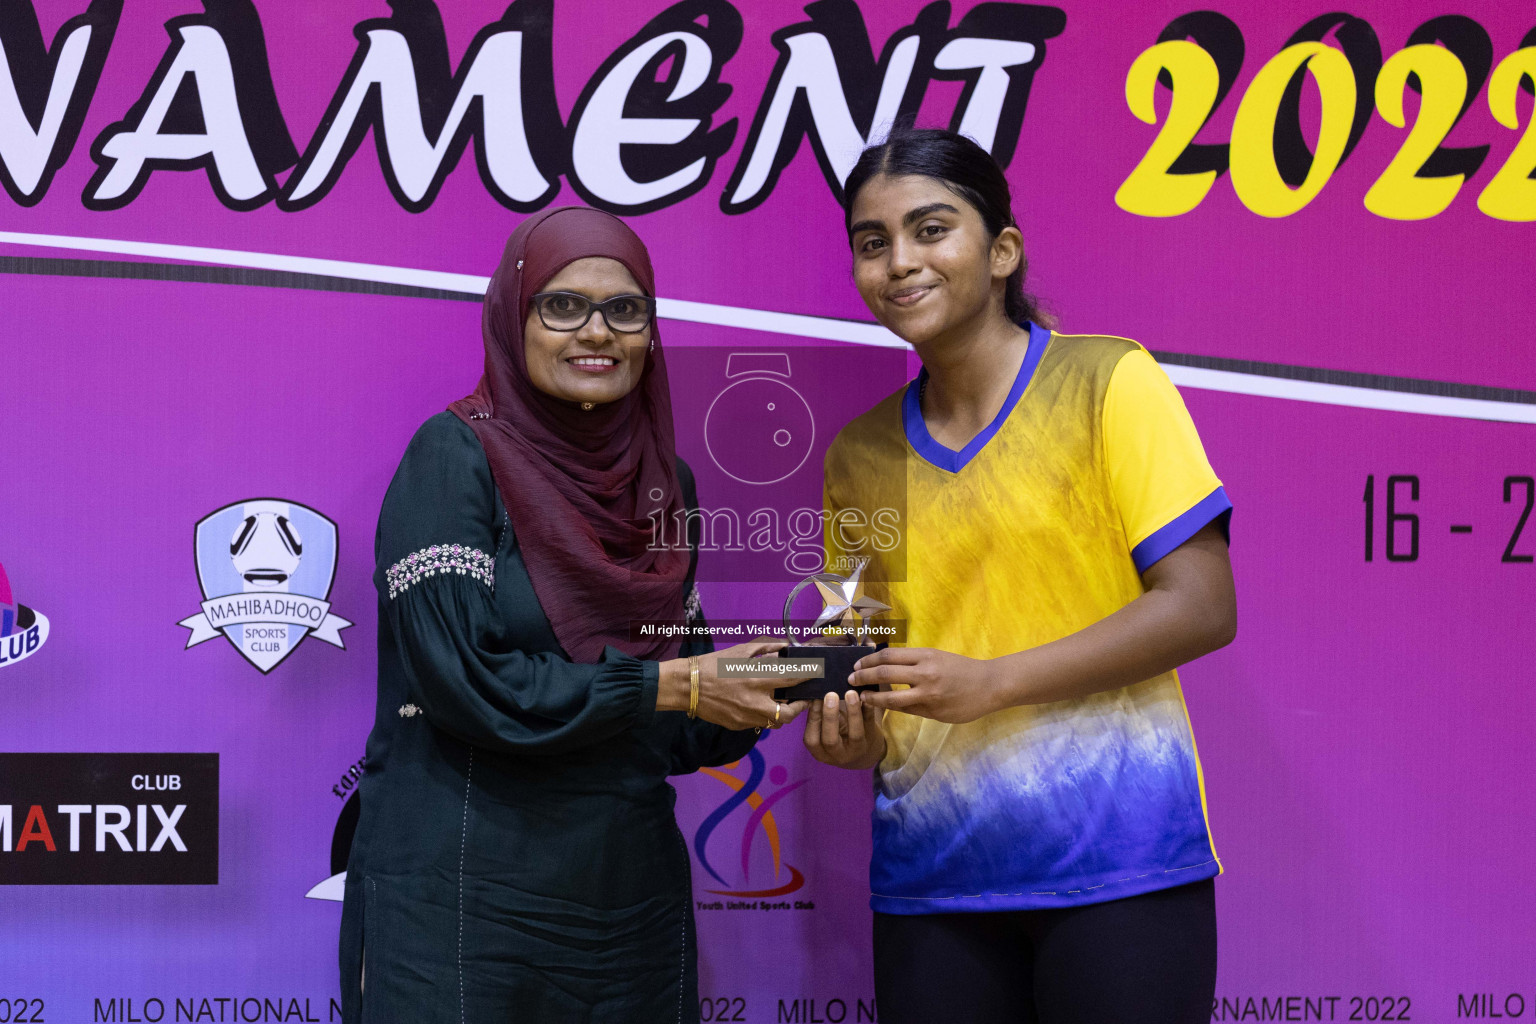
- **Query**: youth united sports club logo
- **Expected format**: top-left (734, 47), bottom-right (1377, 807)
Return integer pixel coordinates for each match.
top-left (694, 743), bottom-right (808, 898)
top-left (0, 562), bottom-right (49, 668)
top-left (178, 500), bottom-right (351, 673)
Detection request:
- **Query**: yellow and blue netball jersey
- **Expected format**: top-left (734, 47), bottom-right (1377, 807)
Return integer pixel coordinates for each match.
top-left (824, 323), bottom-right (1230, 913)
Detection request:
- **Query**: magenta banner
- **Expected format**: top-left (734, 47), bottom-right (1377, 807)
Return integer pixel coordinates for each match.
top-left (3, 0), bottom-right (1535, 1022)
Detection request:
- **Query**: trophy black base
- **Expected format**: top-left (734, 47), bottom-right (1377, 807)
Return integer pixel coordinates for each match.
top-left (773, 643), bottom-right (886, 703)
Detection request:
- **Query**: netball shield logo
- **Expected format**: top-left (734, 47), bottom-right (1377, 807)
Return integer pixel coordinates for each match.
top-left (178, 499), bottom-right (351, 673)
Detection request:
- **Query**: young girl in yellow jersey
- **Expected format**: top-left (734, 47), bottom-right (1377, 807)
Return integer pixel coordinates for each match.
top-left (803, 127), bottom-right (1236, 1024)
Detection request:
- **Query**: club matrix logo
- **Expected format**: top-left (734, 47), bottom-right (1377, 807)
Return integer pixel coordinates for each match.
top-left (0, 753), bottom-right (219, 885)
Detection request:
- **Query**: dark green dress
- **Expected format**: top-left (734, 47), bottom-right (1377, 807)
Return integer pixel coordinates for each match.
top-left (340, 412), bottom-right (754, 1024)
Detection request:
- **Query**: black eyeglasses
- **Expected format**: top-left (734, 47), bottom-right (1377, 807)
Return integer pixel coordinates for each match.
top-left (531, 291), bottom-right (655, 333)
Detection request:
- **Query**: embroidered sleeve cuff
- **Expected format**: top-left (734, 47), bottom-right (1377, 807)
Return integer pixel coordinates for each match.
top-left (1130, 487), bottom-right (1233, 573)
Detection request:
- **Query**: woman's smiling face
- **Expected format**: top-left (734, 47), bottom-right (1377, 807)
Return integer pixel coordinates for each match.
top-left (523, 256), bottom-right (652, 406)
top-left (847, 173), bottom-right (1020, 348)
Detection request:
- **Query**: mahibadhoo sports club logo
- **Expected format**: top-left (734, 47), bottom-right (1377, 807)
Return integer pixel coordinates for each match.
top-left (0, 562), bottom-right (49, 669)
top-left (179, 499), bottom-right (351, 673)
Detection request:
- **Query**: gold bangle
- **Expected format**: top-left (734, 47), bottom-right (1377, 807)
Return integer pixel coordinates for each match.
top-left (687, 656), bottom-right (700, 720)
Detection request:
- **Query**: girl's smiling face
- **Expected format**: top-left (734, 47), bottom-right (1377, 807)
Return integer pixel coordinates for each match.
top-left (847, 173), bottom-right (1021, 348)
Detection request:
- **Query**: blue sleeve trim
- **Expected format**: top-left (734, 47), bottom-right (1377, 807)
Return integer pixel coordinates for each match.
top-left (1131, 487), bottom-right (1233, 573)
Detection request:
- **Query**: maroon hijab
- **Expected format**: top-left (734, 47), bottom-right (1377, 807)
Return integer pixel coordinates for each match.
top-left (450, 207), bottom-right (689, 663)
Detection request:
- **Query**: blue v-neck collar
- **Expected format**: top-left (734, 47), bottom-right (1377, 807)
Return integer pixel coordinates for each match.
top-left (902, 321), bottom-right (1051, 474)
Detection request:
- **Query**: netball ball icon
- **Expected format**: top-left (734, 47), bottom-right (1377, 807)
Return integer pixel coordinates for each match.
top-left (703, 353), bottom-right (816, 485)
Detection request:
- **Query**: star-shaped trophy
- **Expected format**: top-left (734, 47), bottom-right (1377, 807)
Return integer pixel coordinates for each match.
top-left (774, 562), bottom-right (892, 703)
top-left (809, 561), bottom-right (892, 637)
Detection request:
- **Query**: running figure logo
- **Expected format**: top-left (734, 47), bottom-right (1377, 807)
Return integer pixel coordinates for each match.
top-left (694, 745), bottom-right (808, 897)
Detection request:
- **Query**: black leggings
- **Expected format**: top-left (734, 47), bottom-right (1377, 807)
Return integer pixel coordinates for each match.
top-left (873, 879), bottom-right (1216, 1024)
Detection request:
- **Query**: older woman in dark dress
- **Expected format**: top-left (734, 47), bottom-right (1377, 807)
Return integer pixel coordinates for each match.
top-left (339, 207), bottom-right (802, 1023)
